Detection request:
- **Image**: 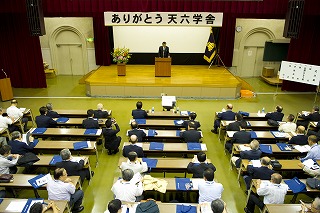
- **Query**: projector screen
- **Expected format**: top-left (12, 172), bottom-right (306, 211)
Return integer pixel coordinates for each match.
top-left (112, 26), bottom-right (211, 53)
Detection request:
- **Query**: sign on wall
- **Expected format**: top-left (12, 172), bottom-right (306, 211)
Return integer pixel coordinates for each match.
top-left (104, 12), bottom-right (223, 27)
top-left (279, 61), bottom-right (320, 86)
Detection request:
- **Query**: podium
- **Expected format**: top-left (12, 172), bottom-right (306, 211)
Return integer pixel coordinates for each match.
top-left (0, 78), bottom-right (13, 101)
top-left (155, 57), bottom-right (171, 77)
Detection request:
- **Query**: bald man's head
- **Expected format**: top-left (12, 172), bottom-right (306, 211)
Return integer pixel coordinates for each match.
top-left (261, 157), bottom-right (271, 166)
top-left (297, 126), bottom-right (305, 134)
top-left (226, 104), bottom-right (233, 110)
top-left (130, 135), bottom-right (138, 144)
top-left (270, 173), bottom-right (282, 184)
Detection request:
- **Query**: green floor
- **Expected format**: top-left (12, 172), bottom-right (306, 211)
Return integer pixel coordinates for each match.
top-left (1, 75), bottom-right (319, 213)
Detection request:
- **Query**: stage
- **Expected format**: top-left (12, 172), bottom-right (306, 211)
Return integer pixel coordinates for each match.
top-left (85, 65), bottom-right (242, 99)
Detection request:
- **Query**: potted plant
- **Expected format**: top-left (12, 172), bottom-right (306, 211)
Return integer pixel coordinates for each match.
top-left (111, 47), bottom-right (132, 76)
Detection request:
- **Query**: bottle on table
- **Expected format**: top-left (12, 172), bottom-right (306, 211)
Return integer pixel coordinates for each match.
top-left (151, 107), bottom-right (154, 113)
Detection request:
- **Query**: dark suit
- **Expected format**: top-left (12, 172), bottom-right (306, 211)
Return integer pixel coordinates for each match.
top-left (82, 118), bottom-right (99, 129)
top-left (158, 46), bottom-right (170, 58)
top-left (180, 130), bottom-right (202, 143)
top-left (8, 139), bottom-right (35, 155)
top-left (235, 150), bottom-right (262, 168)
top-left (183, 120), bottom-right (201, 130)
top-left (288, 134), bottom-right (308, 145)
top-left (93, 110), bottom-right (109, 119)
top-left (265, 112), bottom-right (284, 121)
top-left (297, 112), bottom-right (320, 128)
top-left (226, 121), bottom-right (241, 131)
top-left (187, 162), bottom-right (216, 178)
top-left (46, 110), bottom-right (60, 118)
top-left (35, 115), bottom-right (57, 128)
top-left (132, 109), bottom-right (148, 119)
top-left (55, 160), bottom-right (90, 183)
top-left (225, 130), bottom-right (251, 153)
top-left (214, 110), bottom-right (236, 129)
top-left (128, 129), bottom-right (146, 142)
top-left (102, 123), bottom-right (121, 151)
top-left (245, 166), bottom-right (275, 190)
top-left (122, 144), bottom-right (144, 158)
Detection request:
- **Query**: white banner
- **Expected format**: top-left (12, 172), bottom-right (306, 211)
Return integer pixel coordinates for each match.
top-left (104, 12), bottom-right (223, 27)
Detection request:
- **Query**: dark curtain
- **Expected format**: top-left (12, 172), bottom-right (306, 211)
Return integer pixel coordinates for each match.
top-left (93, 17), bottom-right (112, 66)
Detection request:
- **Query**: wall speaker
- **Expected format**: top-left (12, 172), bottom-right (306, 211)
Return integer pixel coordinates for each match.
top-left (283, 0), bottom-right (305, 39)
top-left (26, 0), bottom-right (46, 36)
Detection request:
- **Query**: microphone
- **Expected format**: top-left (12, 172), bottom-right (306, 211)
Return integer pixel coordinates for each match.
top-left (1, 69), bottom-right (8, 78)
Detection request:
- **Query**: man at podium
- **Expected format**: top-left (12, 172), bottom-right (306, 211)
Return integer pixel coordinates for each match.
top-left (158, 41), bottom-right (170, 58)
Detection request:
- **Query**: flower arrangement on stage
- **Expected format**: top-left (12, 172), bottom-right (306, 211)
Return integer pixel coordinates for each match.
top-left (111, 47), bottom-right (132, 64)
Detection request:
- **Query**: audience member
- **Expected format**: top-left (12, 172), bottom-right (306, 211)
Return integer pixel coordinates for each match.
top-left (128, 121), bottom-right (146, 142)
top-left (6, 99), bottom-right (28, 132)
top-left (298, 162), bottom-right (320, 178)
top-left (8, 131), bottom-right (35, 155)
top-left (211, 104), bottom-right (236, 134)
top-left (278, 114), bottom-right (296, 132)
top-left (105, 199), bottom-right (122, 213)
top-left (300, 197), bottom-right (320, 213)
top-left (102, 118), bottom-right (121, 155)
top-left (46, 103), bottom-right (60, 118)
top-left (94, 103), bottom-right (109, 119)
top-left (297, 106), bottom-right (320, 128)
top-left (198, 168), bottom-right (224, 203)
top-left (123, 135), bottom-right (144, 158)
top-left (82, 109), bottom-right (99, 129)
top-left (300, 135), bottom-right (320, 161)
top-left (47, 168), bottom-right (84, 212)
top-left (0, 107), bottom-right (17, 133)
top-left (29, 201), bottom-right (59, 213)
top-left (244, 173), bottom-right (288, 213)
top-left (180, 122), bottom-right (202, 143)
top-left (132, 101), bottom-right (148, 119)
top-left (0, 144), bottom-right (20, 174)
top-left (187, 152), bottom-right (216, 178)
top-left (225, 121), bottom-right (251, 154)
top-left (226, 113), bottom-right (243, 131)
top-left (231, 139), bottom-right (262, 168)
top-left (120, 151), bottom-right (148, 174)
top-left (265, 105), bottom-right (284, 121)
top-left (111, 169), bottom-right (143, 202)
top-left (35, 106), bottom-right (57, 128)
top-left (289, 126), bottom-right (308, 145)
top-left (183, 112), bottom-right (201, 130)
top-left (243, 157), bottom-right (275, 190)
top-left (0, 137), bottom-right (7, 146)
top-left (197, 199), bottom-right (228, 213)
top-left (55, 148), bottom-right (91, 184)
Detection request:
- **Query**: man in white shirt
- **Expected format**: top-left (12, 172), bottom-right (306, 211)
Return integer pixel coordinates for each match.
top-left (111, 169), bottom-right (143, 202)
top-left (120, 151), bottom-right (148, 174)
top-left (6, 100), bottom-right (28, 132)
top-left (0, 107), bottom-right (17, 133)
top-left (47, 168), bottom-right (84, 213)
top-left (244, 173), bottom-right (288, 213)
top-left (278, 114), bottom-right (296, 133)
top-left (300, 135), bottom-right (320, 161)
top-left (198, 168), bottom-right (224, 203)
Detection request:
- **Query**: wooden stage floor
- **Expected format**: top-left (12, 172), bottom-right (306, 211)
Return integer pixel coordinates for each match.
top-left (85, 65), bottom-right (242, 99)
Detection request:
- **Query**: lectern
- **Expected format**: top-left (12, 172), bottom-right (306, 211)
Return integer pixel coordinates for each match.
top-left (155, 57), bottom-right (171, 77)
top-left (0, 70), bottom-right (13, 101)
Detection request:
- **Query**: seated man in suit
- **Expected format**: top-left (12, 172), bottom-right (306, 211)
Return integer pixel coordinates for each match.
top-left (123, 135), bottom-right (144, 158)
top-left (93, 103), bottom-right (109, 119)
top-left (35, 106), bottom-right (57, 128)
top-left (297, 106), bottom-right (320, 128)
top-left (8, 131), bottom-right (36, 155)
top-left (244, 173), bottom-right (288, 213)
top-left (231, 139), bottom-right (262, 168)
top-left (128, 121), bottom-right (146, 142)
top-left (187, 152), bottom-right (216, 178)
top-left (180, 122), bottom-right (202, 143)
top-left (278, 114), bottom-right (296, 132)
top-left (183, 112), bottom-right (201, 130)
top-left (265, 105), bottom-right (284, 121)
top-left (212, 103), bottom-right (236, 134)
top-left (46, 103), bottom-right (60, 118)
top-left (226, 113), bottom-right (243, 131)
top-left (82, 109), bottom-right (99, 129)
top-left (225, 121), bottom-right (251, 154)
top-left (131, 101), bottom-right (148, 119)
top-left (243, 156), bottom-right (275, 190)
top-left (300, 135), bottom-right (320, 161)
top-left (102, 118), bottom-right (121, 155)
top-left (289, 126), bottom-right (308, 145)
top-left (6, 99), bottom-right (28, 132)
top-left (120, 151), bottom-right (148, 174)
top-left (55, 148), bottom-right (91, 184)
top-left (0, 107), bottom-right (18, 133)
top-left (198, 168), bottom-right (224, 203)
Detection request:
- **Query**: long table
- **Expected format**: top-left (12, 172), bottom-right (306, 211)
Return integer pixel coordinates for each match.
top-left (130, 119), bottom-right (185, 130)
top-left (55, 109), bottom-right (112, 118)
top-left (140, 129), bottom-right (203, 142)
top-left (0, 127), bottom-right (10, 140)
top-left (215, 111), bottom-right (269, 121)
top-left (146, 111), bottom-right (190, 120)
top-left (0, 199), bottom-right (70, 213)
top-left (55, 118), bottom-right (106, 128)
top-left (262, 204), bottom-right (301, 213)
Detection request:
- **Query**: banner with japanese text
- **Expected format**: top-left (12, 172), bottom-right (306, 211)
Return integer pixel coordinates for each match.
top-left (104, 12), bottom-right (223, 27)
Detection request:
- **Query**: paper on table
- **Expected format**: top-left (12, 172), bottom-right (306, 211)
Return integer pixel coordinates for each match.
top-left (71, 157), bottom-right (84, 163)
top-left (96, 129), bottom-right (102, 135)
top-left (257, 112), bottom-right (266, 117)
top-left (191, 179), bottom-right (204, 190)
top-left (302, 111), bottom-right (310, 116)
top-left (176, 120), bottom-right (184, 124)
top-left (5, 200), bottom-right (27, 211)
top-left (181, 111), bottom-right (189, 116)
top-left (239, 145), bottom-right (251, 151)
top-left (135, 143), bottom-right (143, 148)
top-left (303, 159), bottom-right (317, 168)
top-left (294, 145), bottom-right (311, 153)
top-left (35, 173), bottom-right (52, 187)
top-left (251, 160), bottom-right (261, 167)
top-left (273, 132), bottom-right (290, 138)
top-left (87, 141), bottom-right (92, 148)
top-left (201, 144), bottom-right (207, 151)
top-left (200, 202), bottom-right (214, 213)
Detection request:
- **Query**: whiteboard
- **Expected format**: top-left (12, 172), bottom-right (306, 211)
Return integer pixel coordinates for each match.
top-left (112, 26), bottom-right (211, 53)
top-left (279, 61), bottom-right (320, 86)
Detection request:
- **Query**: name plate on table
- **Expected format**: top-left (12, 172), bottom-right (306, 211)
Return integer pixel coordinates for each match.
top-left (149, 142), bottom-right (164, 150)
top-left (73, 141), bottom-right (91, 150)
top-left (180, 111), bottom-right (190, 116)
top-left (175, 178), bottom-right (192, 190)
top-left (270, 131), bottom-right (290, 138)
top-left (174, 120), bottom-right (184, 126)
